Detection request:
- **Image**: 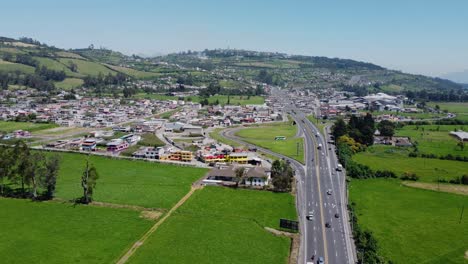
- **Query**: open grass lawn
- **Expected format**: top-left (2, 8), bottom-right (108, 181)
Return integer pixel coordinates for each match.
top-left (350, 179), bottom-right (468, 264)
top-left (128, 187), bottom-right (296, 264)
top-left (54, 152), bottom-right (208, 208)
top-left (0, 198), bottom-right (152, 264)
top-left (0, 59), bottom-right (35, 74)
top-left (54, 77), bottom-right (84, 90)
top-left (235, 121), bottom-right (304, 163)
top-left (353, 145), bottom-right (468, 182)
top-left (396, 125), bottom-right (468, 157)
top-left (0, 121), bottom-right (58, 133)
top-left (57, 58), bottom-right (116, 77)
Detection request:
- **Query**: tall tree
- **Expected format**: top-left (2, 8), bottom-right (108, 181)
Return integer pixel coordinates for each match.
top-left (377, 120), bottom-right (395, 137)
top-left (332, 118), bottom-right (348, 140)
top-left (27, 152), bottom-right (46, 199)
top-left (13, 140), bottom-right (31, 195)
top-left (41, 155), bottom-right (60, 199)
top-left (81, 156), bottom-right (99, 204)
top-left (0, 146), bottom-right (14, 195)
top-left (234, 167), bottom-right (245, 187)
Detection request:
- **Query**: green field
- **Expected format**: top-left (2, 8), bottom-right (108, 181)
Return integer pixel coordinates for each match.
top-left (395, 125), bottom-right (468, 157)
top-left (0, 59), bottom-right (35, 74)
top-left (0, 121), bottom-right (58, 133)
top-left (34, 57), bottom-right (82, 77)
top-left (0, 198), bottom-right (152, 264)
top-left (235, 122), bottom-right (304, 163)
top-left (135, 94), bottom-right (265, 106)
top-left (128, 187), bottom-right (296, 264)
top-left (353, 145), bottom-right (468, 182)
top-left (430, 102), bottom-right (468, 122)
top-left (57, 58), bottom-right (116, 76)
top-left (54, 152), bottom-right (208, 208)
top-left (106, 64), bottom-right (162, 79)
top-left (54, 77), bottom-right (84, 90)
top-left (350, 179), bottom-right (468, 263)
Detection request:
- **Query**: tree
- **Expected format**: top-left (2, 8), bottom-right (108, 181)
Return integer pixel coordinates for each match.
top-left (0, 146), bottom-right (14, 195)
top-left (377, 120), bottom-right (395, 137)
top-left (332, 118), bottom-right (347, 140)
top-left (81, 157), bottom-right (99, 204)
top-left (13, 140), bottom-right (31, 195)
top-left (457, 141), bottom-right (465, 151)
top-left (41, 155), bottom-right (60, 199)
top-left (27, 152), bottom-right (46, 199)
top-left (234, 167), bottom-right (245, 187)
top-left (271, 160), bottom-right (293, 192)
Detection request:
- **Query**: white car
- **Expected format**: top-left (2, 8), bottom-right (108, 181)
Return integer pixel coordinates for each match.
top-left (326, 189), bottom-right (332, 195)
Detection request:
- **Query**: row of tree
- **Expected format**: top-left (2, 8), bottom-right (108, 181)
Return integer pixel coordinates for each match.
top-left (0, 142), bottom-right (60, 200)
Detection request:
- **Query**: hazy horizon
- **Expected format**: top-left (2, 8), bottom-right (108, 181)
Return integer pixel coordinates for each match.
top-left (1, 0), bottom-right (467, 78)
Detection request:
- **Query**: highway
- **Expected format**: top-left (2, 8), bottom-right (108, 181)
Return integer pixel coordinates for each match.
top-left (221, 88), bottom-right (356, 264)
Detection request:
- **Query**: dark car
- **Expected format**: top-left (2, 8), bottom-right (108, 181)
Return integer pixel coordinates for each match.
top-left (335, 213), bottom-right (340, 218)
top-left (325, 222), bottom-right (331, 228)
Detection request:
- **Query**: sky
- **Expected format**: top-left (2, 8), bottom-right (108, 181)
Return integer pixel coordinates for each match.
top-left (1, 0), bottom-right (467, 77)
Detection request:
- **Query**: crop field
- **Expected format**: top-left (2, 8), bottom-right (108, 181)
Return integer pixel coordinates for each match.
top-left (235, 121), bottom-right (304, 163)
top-left (395, 125), bottom-right (468, 157)
top-left (0, 121), bottom-right (58, 133)
top-left (0, 198), bottom-right (152, 264)
top-left (350, 179), bottom-right (468, 263)
top-left (0, 59), bottom-right (35, 74)
top-left (54, 152), bottom-right (208, 208)
top-left (353, 145), bottom-right (468, 182)
top-left (128, 187), bottom-right (297, 264)
top-left (57, 58), bottom-right (116, 76)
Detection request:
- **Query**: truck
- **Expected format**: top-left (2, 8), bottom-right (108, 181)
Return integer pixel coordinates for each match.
top-left (317, 143), bottom-right (322, 150)
top-left (336, 164), bottom-right (343, 171)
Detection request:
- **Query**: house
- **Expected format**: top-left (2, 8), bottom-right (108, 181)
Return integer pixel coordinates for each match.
top-left (203, 165), bottom-right (238, 186)
top-left (243, 167), bottom-right (269, 187)
top-left (106, 139), bottom-right (129, 152)
top-left (81, 139), bottom-right (97, 151)
top-left (132, 147), bottom-right (165, 159)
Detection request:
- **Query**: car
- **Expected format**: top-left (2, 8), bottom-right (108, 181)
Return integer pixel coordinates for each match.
top-left (335, 213), bottom-right (340, 218)
top-left (326, 189), bottom-right (332, 195)
top-left (306, 211), bottom-right (314, 220)
top-left (325, 222), bottom-right (331, 228)
top-left (318, 256), bottom-right (325, 264)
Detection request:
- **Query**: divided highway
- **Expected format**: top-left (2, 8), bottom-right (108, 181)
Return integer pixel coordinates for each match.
top-left (221, 90), bottom-right (356, 264)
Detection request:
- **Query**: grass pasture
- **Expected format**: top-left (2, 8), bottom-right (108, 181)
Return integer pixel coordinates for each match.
top-left (105, 64), bottom-right (162, 79)
top-left (350, 179), bottom-right (468, 263)
top-left (54, 77), bottom-right (84, 90)
top-left (352, 145), bottom-right (468, 182)
top-left (34, 57), bottom-right (82, 77)
top-left (57, 58), bottom-right (117, 76)
top-left (0, 198), bottom-right (152, 264)
top-left (0, 121), bottom-right (58, 133)
top-left (128, 187), bottom-right (296, 264)
top-left (0, 59), bottom-right (35, 74)
top-left (431, 102), bottom-right (468, 122)
top-left (135, 94), bottom-right (265, 106)
top-left (235, 121), bottom-right (304, 163)
top-left (395, 125), bottom-right (468, 157)
top-left (54, 152), bottom-right (208, 208)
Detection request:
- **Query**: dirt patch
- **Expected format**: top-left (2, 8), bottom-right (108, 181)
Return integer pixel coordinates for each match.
top-left (465, 250), bottom-right (468, 260)
top-left (403, 181), bottom-right (468, 196)
top-left (90, 201), bottom-right (159, 212)
top-left (140, 210), bottom-right (162, 221)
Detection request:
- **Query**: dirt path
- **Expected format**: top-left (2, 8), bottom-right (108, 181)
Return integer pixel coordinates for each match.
top-left (403, 181), bottom-right (468, 196)
top-left (115, 185), bottom-right (202, 264)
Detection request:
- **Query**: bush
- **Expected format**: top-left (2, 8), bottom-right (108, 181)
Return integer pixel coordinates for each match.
top-left (400, 172), bottom-right (419, 181)
top-left (375, 170), bottom-right (397, 179)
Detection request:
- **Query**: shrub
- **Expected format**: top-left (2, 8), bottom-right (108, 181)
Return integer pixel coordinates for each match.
top-left (400, 172), bottom-right (419, 181)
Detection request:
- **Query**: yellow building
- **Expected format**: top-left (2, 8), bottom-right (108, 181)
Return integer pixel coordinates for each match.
top-left (226, 153), bottom-right (248, 164)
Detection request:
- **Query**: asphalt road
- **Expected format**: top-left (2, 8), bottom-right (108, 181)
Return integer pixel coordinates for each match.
top-left (222, 88), bottom-right (356, 264)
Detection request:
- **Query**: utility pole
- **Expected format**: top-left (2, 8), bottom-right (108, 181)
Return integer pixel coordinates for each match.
top-left (459, 205), bottom-right (465, 224)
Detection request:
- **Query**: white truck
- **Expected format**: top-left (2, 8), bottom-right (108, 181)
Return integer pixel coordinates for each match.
top-left (317, 143), bottom-right (322, 150)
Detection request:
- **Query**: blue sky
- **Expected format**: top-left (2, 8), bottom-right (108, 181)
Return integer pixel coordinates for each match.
top-left (1, 0), bottom-right (467, 76)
